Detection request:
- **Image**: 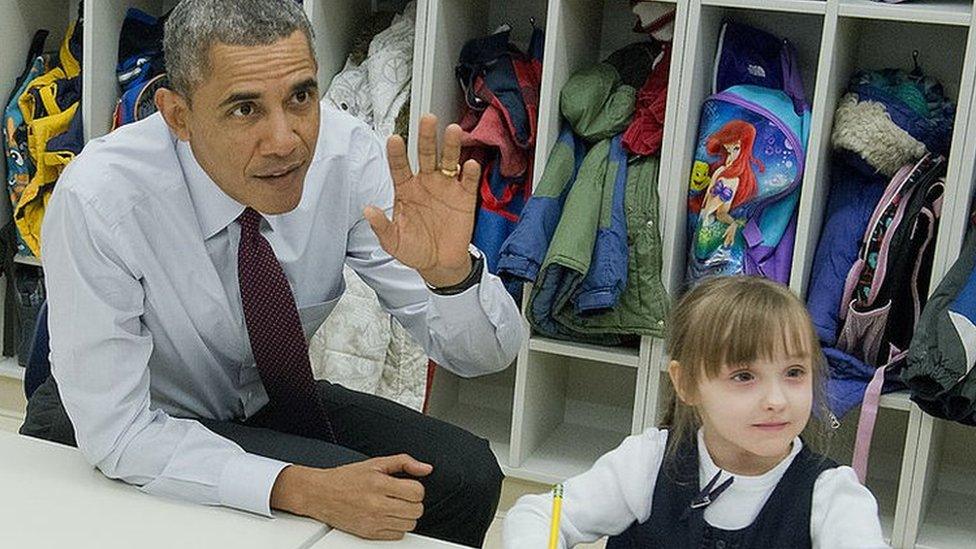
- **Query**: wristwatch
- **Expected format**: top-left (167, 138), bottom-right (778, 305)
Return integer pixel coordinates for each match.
top-left (427, 245), bottom-right (485, 296)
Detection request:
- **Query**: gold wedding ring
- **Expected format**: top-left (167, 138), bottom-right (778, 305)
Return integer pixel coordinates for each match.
top-left (439, 163), bottom-right (461, 178)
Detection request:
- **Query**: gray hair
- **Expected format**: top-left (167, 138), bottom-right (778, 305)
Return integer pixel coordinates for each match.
top-left (164, 0), bottom-right (316, 99)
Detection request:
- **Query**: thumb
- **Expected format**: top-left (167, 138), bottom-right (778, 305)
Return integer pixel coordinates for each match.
top-left (374, 454), bottom-right (434, 477)
top-left (363, 205), bottom-right (396, 253)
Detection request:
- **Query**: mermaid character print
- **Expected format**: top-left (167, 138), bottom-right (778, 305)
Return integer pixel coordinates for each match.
top-left (695, 119), bottom-right (764, 258)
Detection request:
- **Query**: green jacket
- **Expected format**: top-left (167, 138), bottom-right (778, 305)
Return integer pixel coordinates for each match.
top-left (518, 47), bottom-right (669, 344)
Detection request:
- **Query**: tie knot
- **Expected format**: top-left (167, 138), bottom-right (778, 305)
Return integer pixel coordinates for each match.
top-left (238, 207), bottom-right (262, 235)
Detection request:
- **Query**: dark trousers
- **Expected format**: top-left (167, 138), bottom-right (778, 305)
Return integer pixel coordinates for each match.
top-left (21, 376), bottom-right (503, 547)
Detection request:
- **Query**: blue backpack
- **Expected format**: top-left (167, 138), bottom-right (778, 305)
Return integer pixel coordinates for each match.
top-left (685, 22), bottom-right (810, 286)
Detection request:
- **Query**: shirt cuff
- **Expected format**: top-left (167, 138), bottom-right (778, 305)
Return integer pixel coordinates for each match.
top-left (218, 452), bottom-right (291, 517)
top-left (428, 253), bottom-right (492, 311)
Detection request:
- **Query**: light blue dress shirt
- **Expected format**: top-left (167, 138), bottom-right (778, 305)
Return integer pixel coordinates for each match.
top-left (41, 105), bottom-right (523, 517)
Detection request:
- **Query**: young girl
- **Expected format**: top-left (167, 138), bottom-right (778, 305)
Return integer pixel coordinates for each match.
top-left (503, 276), bottom-right (888, 548)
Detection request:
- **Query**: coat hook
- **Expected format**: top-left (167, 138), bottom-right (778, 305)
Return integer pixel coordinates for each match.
top-left (529, 16), bottom-right (537, 28)
top-left (912, 50), bottom-right (921, 73)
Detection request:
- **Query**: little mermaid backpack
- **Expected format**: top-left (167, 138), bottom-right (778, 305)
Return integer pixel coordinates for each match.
top-left (686, 22), bottom-right (810, 286)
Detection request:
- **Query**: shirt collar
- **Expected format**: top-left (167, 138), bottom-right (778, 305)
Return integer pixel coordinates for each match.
top-left (696, 428), bottom-right (803, 487)
top-left (176, 139), bottom-right (246, 240)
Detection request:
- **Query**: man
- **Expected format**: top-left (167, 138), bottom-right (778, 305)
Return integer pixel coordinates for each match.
top-left (20, 0), bottom-right (523, 546)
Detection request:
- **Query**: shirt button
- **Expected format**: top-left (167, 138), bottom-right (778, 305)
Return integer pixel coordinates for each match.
top-left (646, 219), bottom-right (654, 228)
top-left (715, 541), bottom-right (726, 549)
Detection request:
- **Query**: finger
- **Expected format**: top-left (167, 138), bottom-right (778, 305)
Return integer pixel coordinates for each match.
top-left (372, 530), bottom-right (407, 541)
top-left (381, 517), bottom-right (419, 533)
top-left (363, 206), bottom-right (397, 253)
top-left (417, 113), bottom-right (438, 174)
top-left (386, 135), bottom-right (412, 186)
top-left (357, 528), bottom-right (404, 541)
top-left (459, 158), bottom-right (481, 196)
top-left (373, 454), bottom-right (434, 477)
top-left (439, 123), bottom-right (463, 176)
top-left (384, 476), bottom-right (426, 503)
top-left (384, 498), bottom-right (424, 520)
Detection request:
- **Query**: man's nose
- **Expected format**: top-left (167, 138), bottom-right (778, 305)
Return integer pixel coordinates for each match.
top-left (260, 108), bottom-right (300, 158)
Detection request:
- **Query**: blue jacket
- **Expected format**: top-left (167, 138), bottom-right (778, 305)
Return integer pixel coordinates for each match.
top-left (497, 126), bottom-right (586, 282)
top-left (499, 50), bottom-right (670, 343)
top-left (807, 156), bottom-right (887, 346)
top-left (806, 155), bottom-right (887, 418)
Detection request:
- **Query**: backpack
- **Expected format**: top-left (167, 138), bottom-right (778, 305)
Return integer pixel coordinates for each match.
top-left (15, 18), bottom-right (84, 258)
top-left (3, 31), bottom-right (49, 256)
top-left (837, 153), bottom-right (946, 370)
top-left (904, 215), bottom-right (976, 426)
top-left (838, 153), bottom-right (946, 482)
top-left (111, 8), bottom-right (168, 129)
top-left (686, 22), bottom-right (809, 285)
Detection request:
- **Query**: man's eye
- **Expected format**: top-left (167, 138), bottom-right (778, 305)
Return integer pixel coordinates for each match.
top-left (232, 103), bottom-right (255, 117)
top-left (294, 90), bottom-right (310, 103)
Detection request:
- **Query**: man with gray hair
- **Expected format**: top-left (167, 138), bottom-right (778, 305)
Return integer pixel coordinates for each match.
top-left (21, 0), bottom-right (523, 546)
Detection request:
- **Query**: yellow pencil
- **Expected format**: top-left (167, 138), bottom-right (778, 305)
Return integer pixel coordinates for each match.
top-left (547, 484), bottom-right (564, 549)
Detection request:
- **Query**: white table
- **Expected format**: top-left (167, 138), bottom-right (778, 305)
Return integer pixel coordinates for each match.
top-left (310, 529), bottom-right (467, 548)
top-left (0, 431), bottom-right (327, 548)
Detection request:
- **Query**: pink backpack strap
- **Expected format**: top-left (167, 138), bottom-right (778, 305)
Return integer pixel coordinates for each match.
top-left (851, 349), bottom-right (908, 483)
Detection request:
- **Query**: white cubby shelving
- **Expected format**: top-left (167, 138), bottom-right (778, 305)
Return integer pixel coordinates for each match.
top-left (651, 2), bottom-right (976, 547)
top-left (426, 365), bottom-right (516, 466)
top-left (0, 1), bottom-right (73, 101)
top-left (3, 1), bottom-right (976, 546)
top-left (412, 0), bottom-right (549, 154)
top-left (512, 351), bottom-right (640, 484)
top-left (413, 0), bottom-right (684, 487)
top-left (82, 0), bottom-right (178, 141)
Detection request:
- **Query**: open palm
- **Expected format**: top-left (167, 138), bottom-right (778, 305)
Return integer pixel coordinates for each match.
top-left (364, 114), bottom-right (482, 288)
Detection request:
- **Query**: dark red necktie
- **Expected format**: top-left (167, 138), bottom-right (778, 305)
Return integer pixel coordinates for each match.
top-left (237, 207), bottom-right (336, 442)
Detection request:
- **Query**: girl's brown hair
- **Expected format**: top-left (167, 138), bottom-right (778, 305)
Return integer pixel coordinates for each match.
top-left (661, 276), bottom-right (831, 460)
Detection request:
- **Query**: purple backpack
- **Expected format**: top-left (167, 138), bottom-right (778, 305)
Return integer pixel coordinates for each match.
top-left (685, 22), bottom-right (810, 285)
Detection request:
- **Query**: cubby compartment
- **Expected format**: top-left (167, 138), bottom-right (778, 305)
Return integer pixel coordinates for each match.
top-left (838, 0), bottom-right (973, 27)
top-left (414, 0), bottom-right (547, 141)
top-left (907, 419), bottom-right (976, 548)
top-left (511, 352), bottom-right (638, 484)
top-left (426, 364), bottom-right (516, 468)
top-left (902, 106), bottom-right (976, 547)
top-left (792, 16), bottom-right (973, 295)
top-left (663, 4), bottom-right (825, 296)
top-left (303, 0), bottom-right (373, 91)
top-left (533, 0), bottom-right (681, 169)
top-left (0, 1), bottom-right (75, 109)
top-left (83, 0), bottom-right (177, 141)
top-left (522, 0), bottom-right (682, 357)
top-left (824, 401), bottom-right (916, 545)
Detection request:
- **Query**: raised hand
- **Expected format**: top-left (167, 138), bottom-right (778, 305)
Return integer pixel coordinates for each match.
top-left (363, 114), bottom-right (482, 288)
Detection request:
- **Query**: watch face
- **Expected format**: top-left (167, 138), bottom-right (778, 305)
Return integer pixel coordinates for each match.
top-left (134, 74), bottom-right (169, 121)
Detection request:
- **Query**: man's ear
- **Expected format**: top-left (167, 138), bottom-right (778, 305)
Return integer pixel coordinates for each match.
top-left (668, 360), bottom-right (698, 405)
top-left (155, 87), bottom-right (191, 141)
